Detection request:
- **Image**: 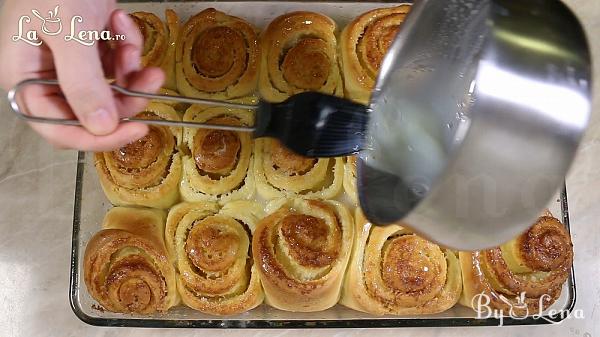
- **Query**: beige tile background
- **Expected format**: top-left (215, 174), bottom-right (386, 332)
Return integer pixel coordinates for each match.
top-left (0, 0), bottom-right (598, 336)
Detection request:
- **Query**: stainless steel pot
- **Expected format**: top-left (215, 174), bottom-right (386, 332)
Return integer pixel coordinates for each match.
top-left (359, 0), bottom-right (592, 250)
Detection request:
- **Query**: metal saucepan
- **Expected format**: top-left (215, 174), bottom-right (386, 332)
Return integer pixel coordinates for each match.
top-left (359, 0), bottom-right (591, 249)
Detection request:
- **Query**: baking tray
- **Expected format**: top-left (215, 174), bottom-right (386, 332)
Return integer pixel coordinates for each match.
top-left (69, 152), bottom-right (576, 328)
top-left (69, 0), bottom-right (577, 328)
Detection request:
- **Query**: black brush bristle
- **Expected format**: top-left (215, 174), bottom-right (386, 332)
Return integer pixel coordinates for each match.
top-left (255, 92), bottom-right (369, 158)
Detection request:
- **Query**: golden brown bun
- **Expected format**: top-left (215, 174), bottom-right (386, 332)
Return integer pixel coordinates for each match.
top-left (94, 102), bottom-right (182, 209)
top-left (259, 11), bottom-right (343, 102)
top-left (180, 103), bottom-right (255, 204)
top-left (459, 215), bottom-right (573, 316)
top-left (84, 207), bottom-right (179, 314)
top-left (254, 138), bottom-right (344, 200)
top-left (340, 5), bottom-right (412, 104)
top-left (340, 209), bottom-right (462, 315)
top-left (252, 198), bottom-right (353, 312)
top-left (130, 10), bottom-right (179, 90)
top-left (165, 201), bottom-right (264, 315)
top-left (176, 8), bottom-right (259, 99)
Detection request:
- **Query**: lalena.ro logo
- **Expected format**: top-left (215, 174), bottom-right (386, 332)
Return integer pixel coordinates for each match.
top-left (472, 292), bottom-right (584, 326)
top-left (12, 5), bottom-right (126, 46)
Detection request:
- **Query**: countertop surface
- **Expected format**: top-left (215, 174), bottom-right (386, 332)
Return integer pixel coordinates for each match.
top-left (1, 0), bottom-right (599, 336)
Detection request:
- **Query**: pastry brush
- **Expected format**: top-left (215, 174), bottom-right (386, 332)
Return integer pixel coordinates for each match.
top-left (8, 78), bottom-right (368, 158)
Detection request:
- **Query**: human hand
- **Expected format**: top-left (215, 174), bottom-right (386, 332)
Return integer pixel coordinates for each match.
top-left (0, 0), bottom-right (163, 151)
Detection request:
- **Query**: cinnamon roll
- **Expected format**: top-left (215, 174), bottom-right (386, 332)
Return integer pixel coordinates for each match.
top-left (165, 201), bottom-right (264, 315)
top-left (95, 102), bottom-right (182, 209)
top-left (180, 103), bottom-right (255, 204)
top-left (176, 8), bottom-right (260, 99)
top-left (340, 209), bottom-right (462, 315)
top-left (84, 207), bottom-right (179, 314)
top-left (459, 214), bottom-right (573, 316)
top-left (259, 12), bottom-right (343, 102)
top-left (253, 198), bottom-right (353, 312)
top-left (340, 5), bottom-right (412, 104)
top-left (254, 138), bottom-right (344, 200)
top-left (131, 10), bottom-right (180, 90)
top-left (343, 156), bottom-right (358, 204)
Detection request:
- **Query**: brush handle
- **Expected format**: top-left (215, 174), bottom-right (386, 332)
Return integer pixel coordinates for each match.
top-left (7, 78), bottom-right (258, 132)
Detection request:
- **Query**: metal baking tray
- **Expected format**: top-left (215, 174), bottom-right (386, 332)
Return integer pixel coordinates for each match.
top-left (69, 0), bottom-right (576, 328)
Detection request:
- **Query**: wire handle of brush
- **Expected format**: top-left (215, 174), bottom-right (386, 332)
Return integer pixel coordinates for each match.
top-left (6, 78), bottom-right (258, 132)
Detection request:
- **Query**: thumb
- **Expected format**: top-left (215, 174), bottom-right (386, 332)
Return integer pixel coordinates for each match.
top-left (50, 41), bottom-right (119, 136)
